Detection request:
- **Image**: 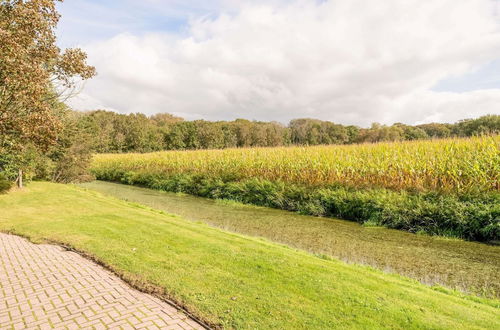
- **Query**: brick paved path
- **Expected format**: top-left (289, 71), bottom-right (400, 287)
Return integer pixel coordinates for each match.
top-left (0, 233), bottom-right (205, 330)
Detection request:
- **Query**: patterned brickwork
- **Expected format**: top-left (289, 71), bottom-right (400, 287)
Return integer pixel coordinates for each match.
top-left (0, 233), bottom-right (205, 330)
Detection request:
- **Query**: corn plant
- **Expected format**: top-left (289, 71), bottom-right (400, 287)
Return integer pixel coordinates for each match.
top-left (91, 135), bottom-right (500, 194)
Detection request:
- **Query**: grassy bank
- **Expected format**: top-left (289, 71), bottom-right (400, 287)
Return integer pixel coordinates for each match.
top-left (1, 182), bottom-right (499, 329)
top-left (81, 181), bottom-right (500, 298)
top-left (90, 136), bottom-right (500, 241)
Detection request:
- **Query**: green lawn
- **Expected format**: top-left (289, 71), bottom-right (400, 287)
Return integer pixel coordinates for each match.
top-left (0, 182), bottom-right (499, 329)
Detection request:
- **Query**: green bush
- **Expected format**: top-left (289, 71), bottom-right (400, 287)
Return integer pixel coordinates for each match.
top-left (0, 173), bottom-right (12, 193)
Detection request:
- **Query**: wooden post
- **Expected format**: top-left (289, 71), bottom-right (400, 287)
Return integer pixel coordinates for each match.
top-left (17, 169), bottom-right (23, 189)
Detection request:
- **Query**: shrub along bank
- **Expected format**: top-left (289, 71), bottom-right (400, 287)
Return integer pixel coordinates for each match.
top-left (92, 170), bottom-right (500, 242)
top-left (0, 173), bottom-right (12, 193)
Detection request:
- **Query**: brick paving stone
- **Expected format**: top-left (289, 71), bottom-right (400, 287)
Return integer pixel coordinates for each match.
top-left (0, 234), bottom-right (205, 329)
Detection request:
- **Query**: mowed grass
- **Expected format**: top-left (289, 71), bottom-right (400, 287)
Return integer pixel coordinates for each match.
top-left (92, 135), bottom-right (500, 194)
top-left (1, 183), bottom-right (499, 329)
top-left (80, 181), bottom-right (500, 298)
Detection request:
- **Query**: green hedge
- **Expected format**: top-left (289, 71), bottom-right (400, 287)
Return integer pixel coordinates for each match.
top-left (93, 169), bottom-right (500, 242)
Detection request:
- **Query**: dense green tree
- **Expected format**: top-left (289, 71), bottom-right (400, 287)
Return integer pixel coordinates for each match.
top-left (345, 125), bottom-right (361, 144)
top-left (357, 123), bottom-right (404, 143)
top-left (46, 109), bottom-right (94, 183)
top-left (195, 121), bottom-right (225, 149)
top-left (289, 119), bottom-right (349, 145)
top-left (452, 115), bottom-right (500, 137)
top-left (417, 123), bottom-right (452, 138)
top-left (393, 123), bottom-right (429, 141)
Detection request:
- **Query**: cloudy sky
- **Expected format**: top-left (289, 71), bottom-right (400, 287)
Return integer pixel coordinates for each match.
top-left (57, 0), bottom-right (500, 126)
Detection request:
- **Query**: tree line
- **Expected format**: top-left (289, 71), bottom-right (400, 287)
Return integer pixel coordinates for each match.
top-left (1, 1), bottom-right (499, 186)
top-left (76, 110), bottom-right (500, 153)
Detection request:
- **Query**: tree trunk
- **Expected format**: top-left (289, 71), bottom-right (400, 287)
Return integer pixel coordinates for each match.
top-left (17, 169), bottom-right (23, 188)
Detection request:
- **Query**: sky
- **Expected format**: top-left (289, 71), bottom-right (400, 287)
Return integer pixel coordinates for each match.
top-left (57, 0), bottom-right (500, 126)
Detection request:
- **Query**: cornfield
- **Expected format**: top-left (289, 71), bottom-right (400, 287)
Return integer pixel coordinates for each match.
top-left (91, 135), bottom-right (500, 194)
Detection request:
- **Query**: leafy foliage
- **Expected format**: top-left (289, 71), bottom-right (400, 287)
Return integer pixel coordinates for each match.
top-left (75, 110), bottom-right (500, 153)
top-left (0, 173), bottom-right (12, 193)
top-left (0, 105), bottom-right (94, 183)
top-left (0, 0), bottom-right (95, 177)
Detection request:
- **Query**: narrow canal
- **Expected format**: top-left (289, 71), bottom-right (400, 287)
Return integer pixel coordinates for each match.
top-left (80, 181), bottom-right (500, 298)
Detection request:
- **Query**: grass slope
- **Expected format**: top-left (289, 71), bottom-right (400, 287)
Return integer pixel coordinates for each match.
top-left (0, 182), bottom-right (499, 329)
top-left (80, 181), bottom-right (500, 298)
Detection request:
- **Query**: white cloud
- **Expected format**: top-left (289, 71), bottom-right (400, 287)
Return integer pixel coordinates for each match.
top-left (69, 0), bottom-right (500, 126)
